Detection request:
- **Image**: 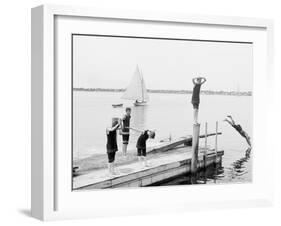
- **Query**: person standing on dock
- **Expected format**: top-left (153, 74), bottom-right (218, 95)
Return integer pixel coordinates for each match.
top-left (128, 127), bottom-right (156, 167)
top-left (106, 118), bottom-right (121, 176)
top-left (120, 107), bottom-right (132, 157)
top-left (191, 77), bottom-right (207, 124)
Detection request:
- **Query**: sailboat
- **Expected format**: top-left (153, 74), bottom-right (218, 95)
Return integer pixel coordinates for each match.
top-left (122, 65), bottom-right (149, 106)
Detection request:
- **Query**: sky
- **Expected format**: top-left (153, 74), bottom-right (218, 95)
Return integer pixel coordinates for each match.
top-left (73, 35), bottom-right (253, 92)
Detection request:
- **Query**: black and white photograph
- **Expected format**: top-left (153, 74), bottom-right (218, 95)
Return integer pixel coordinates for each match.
top-left (72, 34), bottom-right (253, 190)
top-left (1, 0), bottom-right (280, 223)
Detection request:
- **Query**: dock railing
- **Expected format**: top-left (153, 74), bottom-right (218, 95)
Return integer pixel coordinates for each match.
top-left (191, 121), bottom-right (220, 173)
top-left (204, 122), bottom-right (208, 168)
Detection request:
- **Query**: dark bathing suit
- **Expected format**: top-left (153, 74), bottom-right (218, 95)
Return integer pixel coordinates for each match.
top-left (192, 84), bottom-right (202, 109)
top-left (136, 130), bottom-right (149, 156)
top-left (106, 130), bottom-right (118, 163)
top-left (122, 115), bottom-right (131, 144)
top-left (233, 124), bottom-right (247, 138)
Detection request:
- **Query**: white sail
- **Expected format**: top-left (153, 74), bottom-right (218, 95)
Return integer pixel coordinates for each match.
top-left (139, 68), bottom-right (149, 102)
top-left (122, 66), bottom-right (149, 102)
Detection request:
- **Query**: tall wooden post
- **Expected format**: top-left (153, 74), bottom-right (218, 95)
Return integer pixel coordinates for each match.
top-left (204, 122), bottom-right (208, 168)
top-left (190, 77), bottom-right (206, 174)
top-left (191, 123), bottom-right (200, 174)
top-left (215, 121), bottom-right (218, 163)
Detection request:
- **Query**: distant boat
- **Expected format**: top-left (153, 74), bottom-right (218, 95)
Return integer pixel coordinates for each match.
top-left (121, 65), bottom-right (149, 106)
top-left (112, 103), bottom-right (123, 108)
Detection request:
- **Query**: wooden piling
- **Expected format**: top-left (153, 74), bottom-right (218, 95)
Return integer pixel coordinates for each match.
top-left (204, 122), bottom-right (208, 168)
top-left (215, 121), bottom-right (218, 163)
top-left (191, 123), bottom-right (200, 174)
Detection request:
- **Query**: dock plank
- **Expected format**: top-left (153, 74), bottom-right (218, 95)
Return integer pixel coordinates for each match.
top-left (73, 146), bottom-right (224, 190)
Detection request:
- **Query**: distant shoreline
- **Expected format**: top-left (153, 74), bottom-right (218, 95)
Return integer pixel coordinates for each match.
top-left (73, 88), bottom-right (252, 96)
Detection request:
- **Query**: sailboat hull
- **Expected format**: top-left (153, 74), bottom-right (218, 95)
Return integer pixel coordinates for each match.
top-left (112, 104), bottom-right (123, 108)
top-left (134, 101), bottom-right (147, 106)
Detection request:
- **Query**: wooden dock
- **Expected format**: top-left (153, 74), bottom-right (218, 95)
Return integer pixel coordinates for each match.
top-left (73, 145), bottom-right (224, 190)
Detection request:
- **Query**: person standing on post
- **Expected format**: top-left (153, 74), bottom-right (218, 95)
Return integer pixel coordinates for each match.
top-left (121, 107), bottom-right (131, 157)
top-left (191, 77), bottom-right (206, 124)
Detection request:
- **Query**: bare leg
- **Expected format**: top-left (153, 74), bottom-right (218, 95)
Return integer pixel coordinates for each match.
top-left (141, 156), bottom-right (147, 168)
top-left (244, 133), bottom-right (251, 147)
top-left (111, 162), bottom-right (119, 175)
top-left (111, 162), bottom-right (115, 175)
top-left (138, 156), bottom-right (142, 167)
top-left (245, 138), bottom-right (251, 148)
top-left (108, 163), bottom-right (113, 176)
top-left (193, 108), bottom-right (199, 124)
top-left (122, 144), bottom-right (127, 156)
top-left (143, 156), bottom-right (148, 167)
top-left (246, 148), bottom-right (251, 157)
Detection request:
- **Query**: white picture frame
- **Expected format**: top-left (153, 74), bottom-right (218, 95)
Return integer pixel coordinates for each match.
top-left (31, 4), bottom-right (274, 221)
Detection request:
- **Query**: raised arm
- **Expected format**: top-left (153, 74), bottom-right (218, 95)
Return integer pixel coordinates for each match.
top-left (127, 126), bottom-right (144, 133)
top-left (192, 78), bottom-right (197, 85)
top-left (223, 118), bottom-right (234, 127)
top-left (107, 120), bottom-right (121, 132)
top-left (201, 77), bottom-right (207, 84)
top-left (196, 77), bottom-right (206, 84)
top-left (120, 115), bottom-right (126, 129)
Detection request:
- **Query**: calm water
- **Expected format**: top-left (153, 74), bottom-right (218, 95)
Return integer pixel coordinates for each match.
top-left (73, 91), bottom-right (253, 184)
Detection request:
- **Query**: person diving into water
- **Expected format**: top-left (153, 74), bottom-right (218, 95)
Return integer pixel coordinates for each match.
top-left (224, 115), bottom-right (251, 148)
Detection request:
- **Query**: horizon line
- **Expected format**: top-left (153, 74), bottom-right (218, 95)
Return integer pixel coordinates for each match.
top-left (73, 87), bottom-right (252, 96)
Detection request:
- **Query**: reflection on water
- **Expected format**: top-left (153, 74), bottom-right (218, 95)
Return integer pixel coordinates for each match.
top-left (131, 105), bottom-right (147, 130)
top-left (151, 148), bottom-right (252, 186)
top-left (226, 148), bottom-right (252, 180)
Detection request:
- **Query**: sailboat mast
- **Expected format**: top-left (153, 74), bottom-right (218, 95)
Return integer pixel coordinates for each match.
top-left (140, 69), bottom-right (144, 101)
top-left (121, 65), bottom-right (149, 103)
